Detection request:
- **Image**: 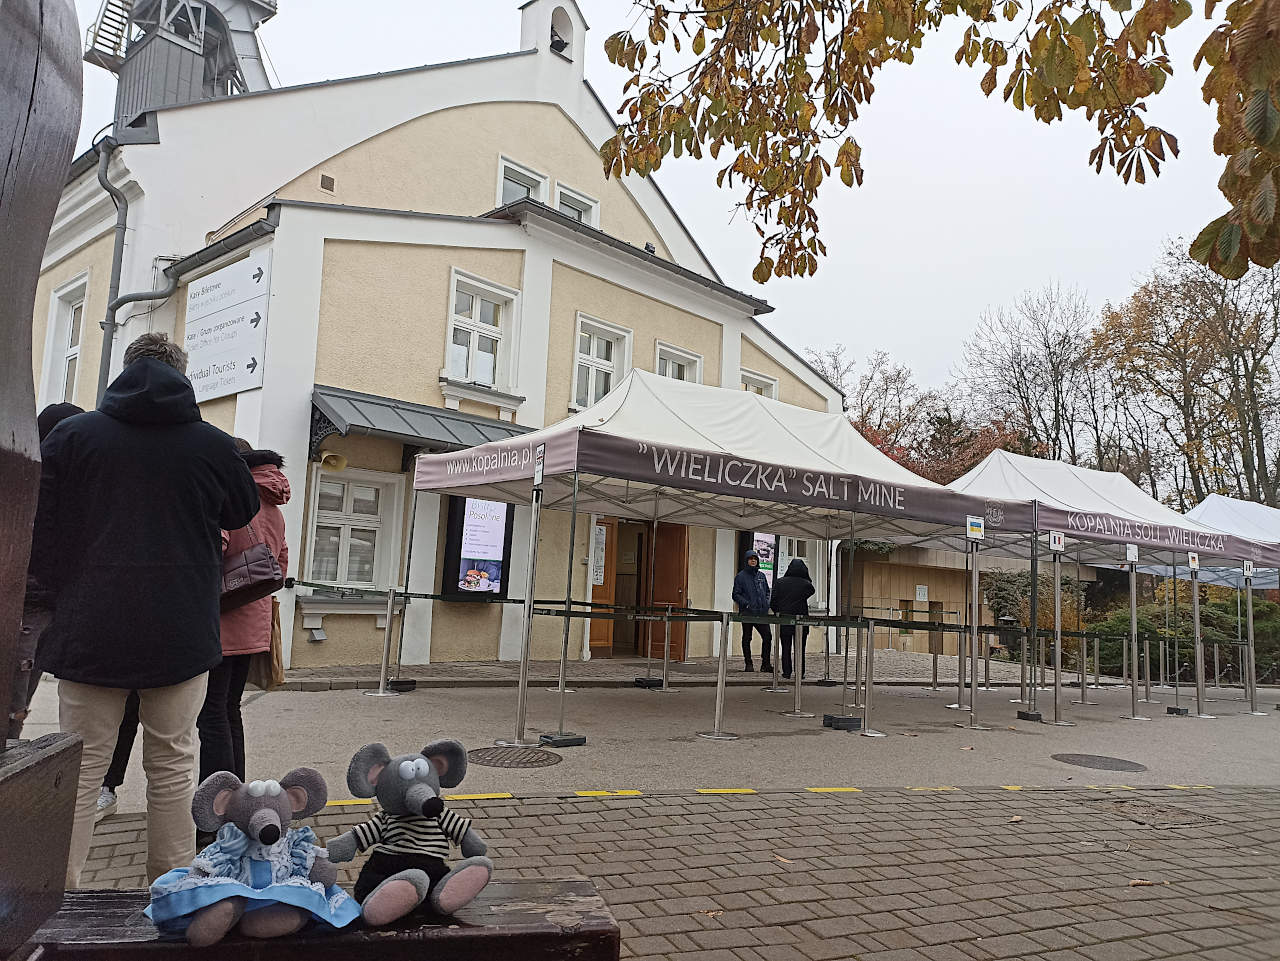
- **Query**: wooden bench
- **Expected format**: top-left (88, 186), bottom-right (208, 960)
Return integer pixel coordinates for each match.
top-left (21, 880), bottom-right (620, 960)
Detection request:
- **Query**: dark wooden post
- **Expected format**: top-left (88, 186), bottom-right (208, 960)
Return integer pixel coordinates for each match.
top-left (0, 1), bottom-right (85, 955)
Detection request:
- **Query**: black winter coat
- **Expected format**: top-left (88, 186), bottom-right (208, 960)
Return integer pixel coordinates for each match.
top-left (32, 359), bottom-right (259, 689)
top-left (771, 559), bottom-right (816, 616)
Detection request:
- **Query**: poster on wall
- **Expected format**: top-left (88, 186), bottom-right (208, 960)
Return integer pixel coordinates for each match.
top-left (442, 496), bottom-right (515, 599)
top-left (592, 524), bottom-right (607, 586)
top-left (753, 531), bottom-right (779, 587)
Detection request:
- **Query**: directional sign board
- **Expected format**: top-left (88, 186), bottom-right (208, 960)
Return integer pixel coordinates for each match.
top-left (184, 248), bottom-right (271, 402)
top-left (966, 515), bottom-right (985, 541)
top-left (1048, 530), bottom-right (1065, 553)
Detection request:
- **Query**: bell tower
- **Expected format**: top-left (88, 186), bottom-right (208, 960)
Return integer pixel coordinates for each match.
top-left (519, 0), bottom-right (588, 81)
top-left (84, 0), bottom-right (278, 129)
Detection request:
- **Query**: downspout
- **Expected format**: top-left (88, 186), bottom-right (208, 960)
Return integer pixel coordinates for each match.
top-left (95, 136), bottom-right (128, 404)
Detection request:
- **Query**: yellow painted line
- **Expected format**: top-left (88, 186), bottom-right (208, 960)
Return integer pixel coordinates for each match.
top-left (1087, 785), bottom-right (1135, 791)
top-left (325, 799), bottom-right (372, 807)
top-left (1001, 785), bottom-right (1023, 791)
top-left (807, 787), bottom-right (862, 793)
top-left (575, 790), bottom-right (643, 797)
top-left (696, 788), bottom-right (757, 795)
top-left (1167, 784), bottom-right (1214, 790)
top-left (908, 786), bottom-right (958, 792)
top-left (446, 792), bottom-right (515, 801)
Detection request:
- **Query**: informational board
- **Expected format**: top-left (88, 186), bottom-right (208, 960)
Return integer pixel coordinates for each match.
top-left (533, 443), bottom-right (545, 487)
top-left (1245, 560), bottom-right (1255, 580)
top-left (592, 523), bottom-right (607, 586)
top-left (915, 584), bottom-right (928, 603)
top-left (752, 531), bottom-right (778, 587)
top-left (966, 515), bottom-right (985, 541)
top-left (456, 498), bottom-right (509, 594)
top-left (184, 248), bottom-right (271, 402)
top-left (1048, 530), bottom-right (1065, 553)
top-left (1188, 551), bottom-right (1200, 571)
top-left (1126, 543), bottom-right (1138, 563)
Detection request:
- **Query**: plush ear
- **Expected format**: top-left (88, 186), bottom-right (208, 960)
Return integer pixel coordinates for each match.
top-left (192, 771), bottom-right (242, 832)
top-left (280, 766), bottom-right (328, 819)
top-left (347, 743), bottom-right (391, 798)
top-left (422, 739), bottom-right (468, 789)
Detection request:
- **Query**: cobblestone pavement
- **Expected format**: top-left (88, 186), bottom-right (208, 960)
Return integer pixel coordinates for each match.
top-left (83, 786), bottom-right (1280, 960)
top-left (284, 650), bottom-right (1045, 690)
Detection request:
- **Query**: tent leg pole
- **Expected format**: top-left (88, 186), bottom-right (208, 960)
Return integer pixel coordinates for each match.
top-left (497, 488), bottom-right (542, 747)
top-left (1121, 561), bottom-right (1150, 721)
top-left (816, 539), bottom-right (837, 686)
top-left (951, 550), bottom-right (969, 711)
top-left (1093, 638), bottom-right (1100, 690)
top-left (763, 618), bottom-right (787, 694)
top-left (1192, 567), bottom-right (1213, 718)
top-left (543, 475), bottom-right (585, 747)
top-left (968, 542), bottom-right (987, 730)
top-left (698, 614), bottom-right (738, 740)
top-left (861, 620), bottom-right (885, 737)
top-left (1051, 553), bottom-right (1072, 725)
top-left (854, 622), bottom-right (865, 708)
top-left (1013, 628), bottom-right (1027, 704)
top-left (1246, 579), bottom-right (1266, 715)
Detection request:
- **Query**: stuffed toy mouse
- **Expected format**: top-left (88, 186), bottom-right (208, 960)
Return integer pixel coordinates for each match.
top-left (147, 768), bottom-right (360, 946)
top-left (325, 740), bottom-right (493, 925)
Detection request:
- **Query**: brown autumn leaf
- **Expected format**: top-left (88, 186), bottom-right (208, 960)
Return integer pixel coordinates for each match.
top-left (1128, 879), bottom-right (1169, 887)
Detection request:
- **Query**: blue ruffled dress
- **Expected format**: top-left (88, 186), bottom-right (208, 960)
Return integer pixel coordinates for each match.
top-left (147, 823), bottom-right (360, 936)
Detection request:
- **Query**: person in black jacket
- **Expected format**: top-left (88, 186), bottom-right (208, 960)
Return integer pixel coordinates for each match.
top-left (33, 333), bottom-right (259, 888)
top-left (771, 559), bottom-right (816, 680)
top-left (731, 550), bottom-right (773, 672)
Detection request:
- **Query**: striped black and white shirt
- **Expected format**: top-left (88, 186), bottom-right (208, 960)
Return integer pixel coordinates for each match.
top-left (350, 808), bottom-right (472, 859)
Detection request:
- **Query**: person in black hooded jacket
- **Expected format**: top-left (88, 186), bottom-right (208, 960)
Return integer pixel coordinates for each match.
top-left (771, 559), bottom-right (816, 680)
top-left (33, 333), bottom-right (259, 889)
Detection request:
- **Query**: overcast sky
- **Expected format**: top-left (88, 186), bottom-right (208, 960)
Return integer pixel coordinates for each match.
top-left (71, 0), bottom-right (1223, 387)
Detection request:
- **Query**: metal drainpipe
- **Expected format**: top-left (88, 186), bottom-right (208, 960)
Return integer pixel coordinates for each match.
top-left (95, 137), bottom-right (128, 404)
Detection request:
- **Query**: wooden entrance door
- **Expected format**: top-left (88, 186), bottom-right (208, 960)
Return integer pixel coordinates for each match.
top-left (589, 518), bottom-right (617, 657)
top-left (647, 522), bottom-right (689, 661)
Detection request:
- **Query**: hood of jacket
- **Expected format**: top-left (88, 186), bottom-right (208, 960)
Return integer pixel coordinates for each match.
top-left (742, 550), bottom-right (760, 569)
top-left (249, 463), bottom-right (291, 506)
top-left (98, 358), bottom-right (201, 426)
top-left (783, 559), bottom-right (811, 581)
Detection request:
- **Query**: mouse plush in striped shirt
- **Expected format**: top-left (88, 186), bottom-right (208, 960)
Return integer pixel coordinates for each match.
top-left (325, 740), bottom-right (493, 926)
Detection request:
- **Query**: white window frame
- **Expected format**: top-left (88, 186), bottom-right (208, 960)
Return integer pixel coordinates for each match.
top-left (443, 269), bottom-right (521, 390)
top-left (304, 466), bottom-right (406, 589)
top-left (496, 156), bottom-right (549, 207)
top-left (39, 272), bottom-right (90, 409)
top-left (655, 341), bottom-right (703, 384)
top-left (571, 313), bottom-right (631, 411)
top-left (554, 183), bottom-right (600, 227)
top-left (741, 367), bottom-right (779, 399)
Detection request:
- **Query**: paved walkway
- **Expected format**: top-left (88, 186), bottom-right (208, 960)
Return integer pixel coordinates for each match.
top-left (82, 786), bottom-right (1280, 959)
top-left (284, 650), bottom-right (1045, 690)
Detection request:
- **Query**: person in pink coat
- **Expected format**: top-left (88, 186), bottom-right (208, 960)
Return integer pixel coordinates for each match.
top-left (197, 441), bottom-right (290, 786)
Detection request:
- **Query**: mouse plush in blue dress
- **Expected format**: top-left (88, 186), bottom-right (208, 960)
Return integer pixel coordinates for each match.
top-left (148, 768), bottom-right (359, 946)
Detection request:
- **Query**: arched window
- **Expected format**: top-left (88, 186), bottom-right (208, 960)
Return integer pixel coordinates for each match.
top-left (550, 6), bottom-right (574, 59)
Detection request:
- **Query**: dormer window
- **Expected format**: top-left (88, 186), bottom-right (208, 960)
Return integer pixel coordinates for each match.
top-left (554, 184), bottom-right (599, 227)
top-left (498, 157), bottom-right (548, 207)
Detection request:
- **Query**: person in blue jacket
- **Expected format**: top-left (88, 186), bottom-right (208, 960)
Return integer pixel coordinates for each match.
top-left (731, 550), bottom-right (773, 672)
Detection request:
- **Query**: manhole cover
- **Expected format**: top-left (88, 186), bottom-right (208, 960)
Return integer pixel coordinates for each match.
top-left (467, 747), bottom-right (562, 769)
top-left (1051, 753), bottom-right (1147, 773)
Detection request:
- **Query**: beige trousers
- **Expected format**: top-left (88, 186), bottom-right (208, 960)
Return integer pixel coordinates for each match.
top-left (59, 673), bottom-right (208, 887)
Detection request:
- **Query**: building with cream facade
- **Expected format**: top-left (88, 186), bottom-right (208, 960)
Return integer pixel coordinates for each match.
top-left (34, 0), bottom-right (862, 670)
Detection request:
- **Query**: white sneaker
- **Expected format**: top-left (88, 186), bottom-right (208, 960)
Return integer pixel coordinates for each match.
top-left (95, 787), bottom-right (117, 823)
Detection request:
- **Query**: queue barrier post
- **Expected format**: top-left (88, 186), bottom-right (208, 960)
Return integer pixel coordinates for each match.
top-left (698, 613), bottom-right (739, 741)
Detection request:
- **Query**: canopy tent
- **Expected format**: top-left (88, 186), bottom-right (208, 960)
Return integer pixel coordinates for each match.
top-left (948, 450), bottom-right (1280, 568)
top-left (415, 369), bottom-right (1036, 549)
top-left (414, 370), bottom-right (1037, 741)
top-left (1176, 495), bottom-right (1280, 588)
top-left (949, 449), bottom-right (1276, 719)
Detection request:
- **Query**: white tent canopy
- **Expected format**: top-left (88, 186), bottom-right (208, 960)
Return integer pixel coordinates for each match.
top-left (415, 370), bottom-right (1035, 548)
top-left (948, 450), bottom-right (1280, 567)
top-left (1145, 494), bottom-right (1280, 587)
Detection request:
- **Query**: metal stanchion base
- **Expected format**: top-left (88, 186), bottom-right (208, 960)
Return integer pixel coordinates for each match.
top-left (957, 722), bottom-right (993, 730)
top-left (494, 738), bottom-right (541, 747)
top-left (823, 714), bottom-right (862, 730)
top-left (651, 686), bottom-right (682, 694)
top-left (696, 730), bottom-right (739, 740)
top-left (1192, 713), bottom-right (1217, 719)
top-left (761, 684), bottom-right (790, 694)
top-left (780, 710), bottom-right (816, 719)
top-left (363, 690), bottom-right (402, 698)
top-left (977, 686), bottom-right (999, 692)
top-left (1138, 698), bottom-right (1161, 704)
top-left (945, 703), bottom-right (971, 710)
top-left (1167, 706), bottom-right (1189, 716)
top-left (860, 729), bottom-right (888, 738)
top-left (539, 733), bottom-right (587, 747)
top-left (545, 686), bottom-right (577, 694)
top-left (1247, 711), bottom-right (1270, 716)
top-left (1120, 715), bottom-right (1152, 721)
top-left (1049, 720), bottom-right (1076, 727)
top-left (1071, 698), bottom-right (1099, 705)
top-left (1016, 710), bottom-right (1042, 722)
top-left (634, 677), bottom-right (662, 689)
